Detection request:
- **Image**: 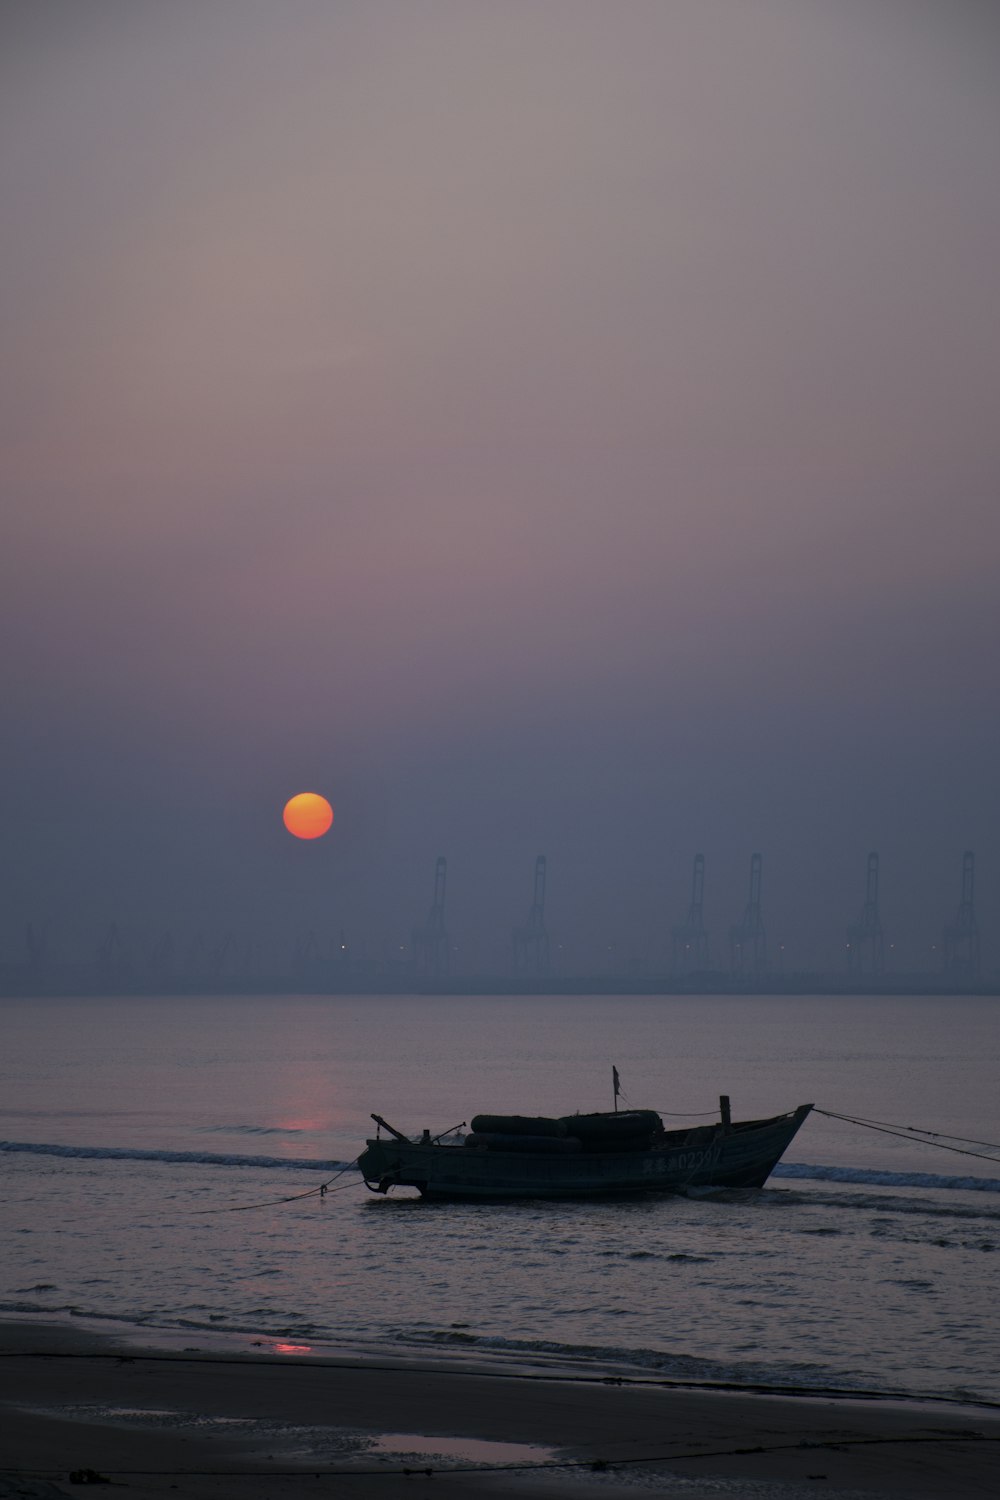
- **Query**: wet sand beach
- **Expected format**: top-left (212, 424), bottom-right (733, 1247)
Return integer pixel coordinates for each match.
top-left (1, 1320), bottom-right (998, 1499)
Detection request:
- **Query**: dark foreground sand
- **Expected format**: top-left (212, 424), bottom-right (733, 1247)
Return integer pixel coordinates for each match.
top-left (1, 1321), bottom-right (998, 1500)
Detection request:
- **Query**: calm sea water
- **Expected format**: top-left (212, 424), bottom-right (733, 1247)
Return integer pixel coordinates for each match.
top-left (1, 993), bottom-right (998, 1403)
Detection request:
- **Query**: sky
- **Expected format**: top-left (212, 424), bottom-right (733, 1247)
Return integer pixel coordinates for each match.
top-left (2, 0), bottom-right (999, 976)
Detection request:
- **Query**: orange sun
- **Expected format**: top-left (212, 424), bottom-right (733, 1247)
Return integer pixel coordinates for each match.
top-left (282, 792), bottom-right (334, 840)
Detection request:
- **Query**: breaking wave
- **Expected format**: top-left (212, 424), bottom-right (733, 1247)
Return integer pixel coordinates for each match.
top-left (3, 1140), bottom-right (999, 1195)
top-left (772, 1161), bottom-right (1000, 1194)
top-left (403, 1327), bottom-right (995, 1406)
top-left (0, 1140), bottom-right (349, 1173)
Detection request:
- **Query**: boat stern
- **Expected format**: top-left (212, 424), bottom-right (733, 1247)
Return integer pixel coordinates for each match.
top-left (358, 1138), bottom-right (401, 1192)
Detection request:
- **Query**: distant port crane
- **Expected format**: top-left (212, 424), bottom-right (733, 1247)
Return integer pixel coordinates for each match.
top-left (413, 856), bottom-right (449, 976)
top-left (513, 854), bottom-right (550, 973)
top-left (730, 853), bottom-right (767, 976)
top-left (847, 852), bottom-right (884, 976)
top-left (672, 853), bottom-right (709, 973)
top-left (943, 850), bottom-right (980, 978)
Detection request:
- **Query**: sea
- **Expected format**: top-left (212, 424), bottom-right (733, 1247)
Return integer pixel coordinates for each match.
top-left (2, 992), bottom-right (998, 1406)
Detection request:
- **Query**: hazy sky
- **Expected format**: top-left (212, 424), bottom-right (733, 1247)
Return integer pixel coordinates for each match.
top-left (3, 0), bottom-right (998, 973)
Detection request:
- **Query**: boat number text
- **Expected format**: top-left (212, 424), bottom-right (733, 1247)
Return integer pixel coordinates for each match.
top-left (643, 1147), bottom-right (722, 1176)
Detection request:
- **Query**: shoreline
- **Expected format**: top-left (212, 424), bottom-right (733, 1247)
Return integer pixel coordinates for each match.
top-left (3, 1317), bottom-right (999, 1499)
top-left (5, 1308), bottom-right (996, 1414)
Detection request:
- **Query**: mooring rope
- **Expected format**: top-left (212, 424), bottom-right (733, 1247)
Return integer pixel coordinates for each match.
top-left (5, 1432), bottom-right (999, 1486)
top-left (195, 1155), bottom-right (364, 1214)
top-left (818, 1110), bottom-right (1000, 1153)
top-left (816, 1109), bottom-right (1000, 1165)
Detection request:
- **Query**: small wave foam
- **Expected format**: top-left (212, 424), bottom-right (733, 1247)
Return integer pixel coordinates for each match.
top-left (773, 1162), bottom-right (1000, 1194)
top-left (0, 1298), bottom-right (324, 1346)
top-left (0, 1140), bottom-right (349, 1173)
top-left (405, 1327), bottom-right (960, 1403)
top-left (5, 1141), bottom-right (997, 1196)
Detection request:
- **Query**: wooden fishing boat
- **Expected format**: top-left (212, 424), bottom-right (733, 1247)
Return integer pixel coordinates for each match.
top-left (358, 1097), bottom-right (813, 1201)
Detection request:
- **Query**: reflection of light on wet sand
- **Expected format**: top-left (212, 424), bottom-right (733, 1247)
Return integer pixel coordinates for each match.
top-left (273, 1342), bottom-right (312, 1354)
top-left (373, 1433), bottom-right (556, 1464)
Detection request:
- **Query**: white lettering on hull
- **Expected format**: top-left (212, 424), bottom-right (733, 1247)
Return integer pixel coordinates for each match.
top-left (642, 1146), bottom-right (724, 1176)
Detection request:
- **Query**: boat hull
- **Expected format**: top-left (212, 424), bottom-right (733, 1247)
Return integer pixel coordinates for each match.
top-left (359, 1104), bottom-right (812, 1201)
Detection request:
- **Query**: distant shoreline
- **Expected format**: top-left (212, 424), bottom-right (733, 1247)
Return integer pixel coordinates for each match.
top-left (1, 970), bottom-right (996, 998)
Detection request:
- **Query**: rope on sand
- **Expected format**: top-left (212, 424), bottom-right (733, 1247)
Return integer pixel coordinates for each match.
top-left (2, 1431), bottom-right (999, 1485)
